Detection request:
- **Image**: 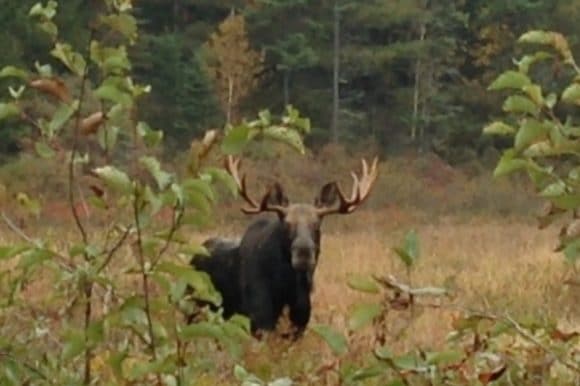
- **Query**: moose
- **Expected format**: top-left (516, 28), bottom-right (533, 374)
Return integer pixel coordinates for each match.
top-left (190, 155), bottom-right (378, 338)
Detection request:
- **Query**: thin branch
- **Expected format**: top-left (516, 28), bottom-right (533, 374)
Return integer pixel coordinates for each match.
top-left (504, 313), bottom-right (580, 374)
top-left (133, 186), bottom-right (157, 356)
top-left (66, 28), bottom-right (95, 386)
top-left (1, 211), bottom-right (75, 272)
top-left (0, 350), bottom-right (53, 384)
top-left (97, 225), bottom-right (132, 273)
top-left (1, 212), bottom-right (38, 245)
top-left (373, 274), bottom-right (451, 298)
top-left (150, 204), bottom-right (183, 269)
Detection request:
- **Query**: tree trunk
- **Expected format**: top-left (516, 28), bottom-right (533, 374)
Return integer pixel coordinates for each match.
top-left (173, 0), bottom-right (180, 32)
top-left (227, 77), bottom-right (234, 125)
top-left (419, 61), bottom-right (433, 150)
top-left (331, 1), bottom-right (340, 143)
top-left (411, 22), bottom-right (426, 142)
top-left (283, 70), bottom-right (290, 107)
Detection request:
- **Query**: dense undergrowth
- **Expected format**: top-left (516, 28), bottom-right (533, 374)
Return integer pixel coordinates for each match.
top-left (0, 2), bottom-right (578, 386)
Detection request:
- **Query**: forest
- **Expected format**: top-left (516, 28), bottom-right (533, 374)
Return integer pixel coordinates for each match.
top-left (0, 1), bottom-right (579, 385)
top-left (1, 0), bottom-right (579, 162)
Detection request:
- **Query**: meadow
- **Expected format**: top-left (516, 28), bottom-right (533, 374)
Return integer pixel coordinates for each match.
top-left (0, 147), bottom-right (578, 385)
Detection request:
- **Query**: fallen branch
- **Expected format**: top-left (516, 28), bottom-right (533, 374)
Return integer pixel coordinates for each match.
top-left (373, 274), bottom-right (451, 298)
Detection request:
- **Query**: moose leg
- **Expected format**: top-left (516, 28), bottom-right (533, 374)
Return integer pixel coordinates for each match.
top-left (243, 281), bottom-right (277, 335)
top-left (289, 288), bottom-right (311, 340)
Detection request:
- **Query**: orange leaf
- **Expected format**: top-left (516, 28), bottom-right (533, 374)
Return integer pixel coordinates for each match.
top-left (81, 112), bottom-right (105, 135)
top-left (30, 77), bottom-right (71, 102)
top-left (478, 364), bottom-right (507, 384)
top-left (550, 328), bottom-right (580, 342)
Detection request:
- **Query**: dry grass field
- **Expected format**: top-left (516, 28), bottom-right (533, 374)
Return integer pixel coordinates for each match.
top-left (0, 150), bottom-right (578, 384)
top-left (184, 211), bottom-right (578, 384)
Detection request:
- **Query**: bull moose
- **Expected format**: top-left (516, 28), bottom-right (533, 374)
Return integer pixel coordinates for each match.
top-left (190, 155), bottom-right (378, 338)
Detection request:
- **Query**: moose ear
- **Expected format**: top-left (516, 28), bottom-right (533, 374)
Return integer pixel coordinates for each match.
top-left (266, 182), bottom-right (289, 207)
top-left (315, 182), bottom-right (339, 208)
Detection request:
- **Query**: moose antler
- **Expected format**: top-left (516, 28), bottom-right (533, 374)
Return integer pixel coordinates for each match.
top-left (224, 155), bottom-right (287, 215)
top-left (317, 157), bottom-right (379, 217)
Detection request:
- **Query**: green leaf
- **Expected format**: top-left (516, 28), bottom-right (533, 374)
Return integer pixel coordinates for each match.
top-left (34, 61), bottom-right (52, 77)
top-left (93, 165), bottom-right (133, 195)
top-left (47, 101), bottom-right (78, 136)
top-left (393, 229), bottom-right (419, 268)
top-left (346, 274), bottom-right (380, 293)
top-left (97, 125), bottom-right (120, 151)
top-left (515, 119), bottom-right (549, 152)
top-left (374, 345), bottom-right (393, 360)
top-left (29, 1), bottom-right (57, 19)
top-left (15, 192), bottom-right (41, 217)
top-left (348, 303), bottom-right (381, 332)
top-left (523, 84), bottom-right (543, 105)
top-left (502, 95), bottom-right (539, 116)
top-left (156, 262), bottom-right (222, 306)
top-left (90, 41), bottom-right (131, 74)
top-left (392, 354), bottom-right (423, 371)
top-left (137, 121), bottom-right (163, 148)
top-left (518, 30), bottom-right (572, 60)
top-left (182, 178), bottom-right (216, 204)
top-left (9, 85), bottom-right (26, 99)
top-left (515, 51), bottom-right (553, 73)
top-left (18, 248), bottom-right (53, 270)
top-left (493, 150), bottom-right (528, 178)
top-left (183, 187), bottom-right (212, 214)
top-left (140, 156), bottom-right (173, 190)
top-left (221, 124), bottom-right (252, 155)
top-left (392, 247), bottom-right (413, 268)
top-left (95, 77), bottom-right (133, 107)
top-left (50, 43), bottom-right (86, 76)
top-left (540, 181), bottom-right (567, 198)
top-left (201, 167), bottom-right (238, 197)
top-left (39, 20), bottom-right (58, 39)
top-left (0, 245), bottom-right (31, 260)
top-left (482, 121), bottom-right (516, 136)
top-left (563, 239), bottom-right (580, 264)
top-left (311, 324), bottom-right (348, 356)
top-left (179, 321), bottom-right (223, 340)
top-left (99, 13), bottom-right (138, 43)
top-left (0, 103), bottom-right (20, 121)
top-left (488, 71), bottom-right (531, 91)
top-left (61, 330), bottom-right (86, 361)
top-left (34, 141), bottom-right (55, 159)
top-left (550, 194), bottom-right (580, 210)
top-left (258, 109), bottom-right (271, 125)
top-left (518, 30), bottom-right (554, 45)
top-left (425, 350), bottom-right (464, 366)
top-left (545, 92), bottom-right (558, 109)
top-left (262, 126), bottom-right (306, 154)
top-left (562, 84), bottom-right (580, 106)
top-left (0, 66), bottom-right (29, 80)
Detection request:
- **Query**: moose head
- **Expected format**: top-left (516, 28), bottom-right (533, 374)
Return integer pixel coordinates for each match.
top-left (225, 155), bottom-right (379, 273)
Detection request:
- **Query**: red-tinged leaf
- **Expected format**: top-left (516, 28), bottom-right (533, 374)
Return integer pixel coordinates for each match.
top-left (478, 364), bottom-right (507, 384)
top-left (29, 77), bottom-right (70, 102)
top-left (550, 328), bottom-right (579, 342)
top-left (81, 111), bottom-right (105, 135)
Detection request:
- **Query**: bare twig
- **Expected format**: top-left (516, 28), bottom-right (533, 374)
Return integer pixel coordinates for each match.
top-left (97, 225), bottom-right (132, 273)
top-left (504, 314), bottom-right (580, 374)
top-left (133, 186), bottom-right (157, 356)
top-left (150, 204), bottom-right (183, 269)
top-left (373, 274), bottom-right (451, 298)
top-left (1, 211), bottom-right (75, 272)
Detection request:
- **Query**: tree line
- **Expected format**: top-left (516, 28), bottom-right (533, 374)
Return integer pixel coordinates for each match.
top-left (1, 0), bottom-right (579, 163)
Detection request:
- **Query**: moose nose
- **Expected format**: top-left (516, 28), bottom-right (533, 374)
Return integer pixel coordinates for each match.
top-left (294, 246), bottom-right (312, 259)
